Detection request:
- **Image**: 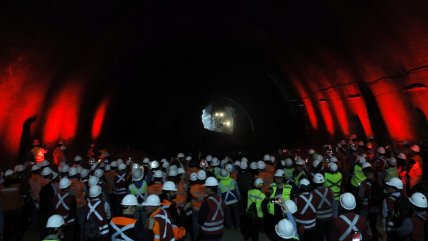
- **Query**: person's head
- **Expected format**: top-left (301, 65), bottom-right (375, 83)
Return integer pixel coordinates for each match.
top-left (121, 194), bottom-right (139, 214)
top-left (299, 178), bottom-right (311, 192)
top-left (312, 173), bottom-right (325, 187)
top-left (254, 178), bottom-right (264, 189)
top-left (274, 169), bottom-right (284, 184)
top-left (385, 177), bottom-right (403, 193)
top-left (142, 195), bottom-right (160, 215)
top-left (162, 181), bottom-right (177, 200)
top-left (328, 162), bottom-right (338, 173)
top-left (408, 192), bottom-right (428, 212)
top-left (294, 158), bottom-right (305, 171)
top-left (59, 177), bottom-right (71, 192)
top-left (46, 214), bottom-right (64, 238)
top-left (275, 219), bottom-right (296, 241)
top-left (361, 163), bottom-right (374, 178)
top-left (339, 192), bottom-right (356, 213)
top-left (204, 177), bottom-right (218, 194)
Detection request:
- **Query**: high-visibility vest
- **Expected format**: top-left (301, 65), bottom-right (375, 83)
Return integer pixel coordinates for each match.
top-left (150, 207), bottom-right (175, 241)
top-left (110, 216), bottom-right (137, 241)
top-left (267, 183), bottom-right (292, 215)
top-left (200, 195), bottom-right (225, 236)
top-left (294, 170), bottom-right (306, 184)
top-left (128, 181), bottom-right (147, 203)
top-left (351, 165), bottom-right (366, 188)
top-left (324, 172), bottom-right (342, 200)
top-left (383, 167), bottom-right (398, 182)
top-left (190, 184), bottom-right (206, 210)
top-left (161, 200), bottom-right (186, 240)
top-left (284, 168), bottom-right (294, 180)
top-left (247, 189), bottom-right (266, 218)
top-left (113, 173), bottom-right (127, 195)
top-left (294, 192), bottom-right (317, 229)
top-left (86, 198), bottom-right (110, 236)
top-left (218, 177), bottom-right (239, 205)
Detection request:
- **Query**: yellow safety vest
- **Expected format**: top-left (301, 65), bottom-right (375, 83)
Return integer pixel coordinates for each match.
top-left (324, 172), bottom-right (342, 200)
top-left (267, 183), bottom-right (292, 215)
top-left (247, 189), bottom-right (266, 218)
top-left (350, 165), bottom-right (366, 188)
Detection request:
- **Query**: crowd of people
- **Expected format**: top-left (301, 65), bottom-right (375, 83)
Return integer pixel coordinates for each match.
top-left (0, 135), bottom-right (426, 241)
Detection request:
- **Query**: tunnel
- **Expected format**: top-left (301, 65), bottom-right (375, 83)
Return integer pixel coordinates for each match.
top-left (1, 1), bottom-right (428, 166)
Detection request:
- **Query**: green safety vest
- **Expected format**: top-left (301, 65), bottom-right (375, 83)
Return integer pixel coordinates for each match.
top-left (294, 170), bottom-right (306, 184)
top-left (350, 165), bottom-right (366, 188)
top-left (247, 189), bottom-right (266, 218)
top-left (267, 183), bottom-right (292, 215)
top-left (218, 176), bottom-right (239, 205)
top-left (284, 168), bottom-right (294, 180)
top-left (129, 181), bottom-right (147, 200)
top-left (324, 172), bottom-right (342, 200)
top-left (384, 167), bottom-right (398, 182)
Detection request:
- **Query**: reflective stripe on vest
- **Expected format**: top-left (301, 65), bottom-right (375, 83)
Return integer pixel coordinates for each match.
top-left (294, 171), bottom-right (305, 184)
top-left (284, 168), bottom-right (294, 180)
top-left (56, 193), bottom-right (70, 211)
top-left (154, 209), bottom-right (175, 241)
top-left (116, 174), bottom-right (126, 183)
top-left (219, 179), bottom-right (238, 205)
top-left (313, 188), bottom-right (332, 219)
top-left (299, 193), bottom-right (316, 215)
top-left (351, 165), bottom-right (366, 188)
top-left (338, 214), bottom-right (360, 241)
top-left (110, 220), bottom-right (135, 241)
top-left (247, 189), bottom-right (266, 218)
top-left (129, 183), bottom-right (146, 201)
top-left (87, 200), bottom-right (103, 221)
top-left (201, 196), bottom-right (224, 232)
top-left (324, 173), bottom-right (342, 200)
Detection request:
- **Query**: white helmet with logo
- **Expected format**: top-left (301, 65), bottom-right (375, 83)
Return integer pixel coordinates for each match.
top-left (197, 170), bottom-right (207, 180)
top-left (313, 173), bottom-right (325, 184)
top-left (189, 172), bottom-right (198, 181)
top-left (408, 192), bottom-right (428, 208)
top-left (241, 157), bottom-right (248, 163)
top-left (177, 153), bottom-right (185, 158)
top-left (250, 162), bottom-right (258, 170)
top-left (150, 160), bottom-right (160, 169)
top-left (205, 155), bottom-right (213, 162)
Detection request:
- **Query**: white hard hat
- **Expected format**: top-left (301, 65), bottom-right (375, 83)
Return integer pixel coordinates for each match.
top-left (340, 192), bottom-right (356, 210)
top-left (299, 178), bottom-right (310, 187)
top-left (161, 158), bottom-right (168, 163)
top-left (150, 160), bottom-right (160, 169)
top-left (132, 169), bottom-right (144, 181)
top-left (177, 167), bottom-right (185, 174)
top-left (185, 156), bottom-right (192, 161)
top-left (68, 167), bottom-right (78, 177)
top-left (162, 161), bottom-right (170, 169)
top-left (205, 155), bottom-right (213, 162)
top-left (356, 156), bottom-right (366, 165)
top-left (14, 164), bottom-right (25, 173)
top-left (94, 169), bottom-right (104, 178)
top-left (153, 170), bottom-right (163, 178)
top-left (189, 172), bottom-right (198, 181)
top-left (284, 200), bottom-right (297, 214)
top-left (274, 169), bottom-right (284, 177)
top-left (377, 147), bottom-right (386, 155)
top-left (104, 164), bottom-right (111, 171)
top-left (110, 161), bottom-right (118, 167)
top-left (308, 149), bottom-right (315, 155)
top-left (241, 157), bottom-right (248, 163)
top-left (257, 160), bottom-right (266, 170)
top-left (197, 170), bottom-right (207, 180)
top-left (234, 160), bottom-right (241, 166)
top-left (162, 181), bottom-right (177, 191)
top-left (250, 162), bottom-right (258, 170)
top-left (329, 156), bottom-right (338, 163)
top-left (132, 163), bottom-right (141, 171)
top-left (312, 159), bottom-right (321, 168)
top-left (328, 162), bottom-right (338, 172)
top-left (117, 158), bottom-right (124, 165)
top-left (142, 194), bottom-right (161, 206)
top-left (362, 162), bottom-right (372, 170)
top-left (240, 162), bottom-right (248, 170)
top-left (225, 164), bottom-right (234, 173)
top-left (177, 153), bottom-right (185, 158)
top-left (74, 155), bottom-right (83, 162)
top-left (169, 165), bottom-right (178, 171)
top-left (388, 157), bottom-right (397, 166)
top-left (118, 163), bottom-right (126, 171)
top-left (4, 169), bottom-right (14, 177)
top-left (285, 158), bottom-right (293, 167)
top-left (409, 192), bottom-right (428, 208)
top-left (295, 158), bottom-right (305, 166)
top-left (59, 164), bottom-right (70, 174)
top-left (41, 167), bottom-right (53, 176)
top-left (211, 157), bottom-right (220, 166)
top-left (88, 176), bottom-right (99, 187)
top-left (142, 157), bottom-right (150, 164)
top-left (89, 185), bottom-right (102, 198)
top-left (397, 153), bottom-right (407, 160)
top-left (168, 168), bottom-right (178, 177)
top-left (220, 169), bottom-right (229, 177)
top-left (263, 154), bottom-right (270, 161)
top-left (270, 156), bottom-right (276, 163)
top-left (410, 144), bottom-right (420, 153)
top-left (254, 178), bottom-right (264, 188)
top-left (122, 194), bottom-right (139, 206)
top-left (313, 173), bottom-right (325, 184)
top-left (315, 154), bottom-right (323, 162)
top-left (46, 214), bottom-right (65, 229)
top-left (275, 219), bottom-right (295, 239)
top-left (31, 164), bottom-right (41, 172)
top-left (59, 177), bottom-right (71, 189)
top-left (41, 160), bottom-right (50, 167)
top-left (80, 169), bottom-right (89, 178)
top-left (205, 176), bottom-right (219, 186)
top-left (386, 177), bottom-right (403, 190)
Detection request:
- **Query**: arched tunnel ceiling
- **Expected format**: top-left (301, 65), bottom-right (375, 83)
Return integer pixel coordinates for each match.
top-left (1, 0), bottom-right (428, 157)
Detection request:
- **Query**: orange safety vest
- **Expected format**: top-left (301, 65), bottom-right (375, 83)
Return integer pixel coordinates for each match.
top-left (110, 216), bottom-right (138, 241)
top-left (190, 184), bottom-right (206, 210)
top-left (150, 207), bottom-right (175, 241)
top-left (147, 182), bottom-right (163, 196)
top-left (161, 200), bottom-right (186, 240)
